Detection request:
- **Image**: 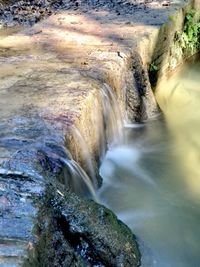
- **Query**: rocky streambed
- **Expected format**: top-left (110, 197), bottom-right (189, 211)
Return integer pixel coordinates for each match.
top-left (0, 0), bottom-right (199, 266)
top-left (0, 152), bottom-right (140, 266)
top-left (0, 56), bottom-right (141, 265)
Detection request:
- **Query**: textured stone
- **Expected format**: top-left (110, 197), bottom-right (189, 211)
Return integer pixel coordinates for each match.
top-left (24, 183), bottom-right (140, 267)
top-left (0, 0), bottom-right (196, 265)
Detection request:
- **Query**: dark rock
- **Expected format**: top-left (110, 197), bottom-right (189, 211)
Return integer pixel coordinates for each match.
top-left (126, 52), bottom-right (158, 122)
top-left (24, 183), bottom-right (140, 267)
top-left (0, 172), bottom-right (45, 266)
top-left (0, 147), bottom-right (140, 266)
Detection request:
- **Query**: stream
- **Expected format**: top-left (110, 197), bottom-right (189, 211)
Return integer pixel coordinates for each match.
top-left (1, 0), bottom-right (200, 265)
top-left (99, 59), bottom-right (200, 267)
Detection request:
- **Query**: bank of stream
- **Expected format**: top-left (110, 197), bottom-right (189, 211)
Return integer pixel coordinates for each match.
top-left (0, 0), bottom-right (200, 265)
top-left (99, 58), bottom-right (200, 266)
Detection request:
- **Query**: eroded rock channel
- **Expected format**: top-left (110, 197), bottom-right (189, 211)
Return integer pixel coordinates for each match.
top-left (0, 0), bottom-right (199, 266)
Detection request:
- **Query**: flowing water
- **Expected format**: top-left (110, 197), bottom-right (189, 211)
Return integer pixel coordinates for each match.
top-left (99, 59), bottom-right (200, 266)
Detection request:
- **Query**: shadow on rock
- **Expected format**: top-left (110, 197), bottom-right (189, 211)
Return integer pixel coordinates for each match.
top-left (24, 183), bottom-right (141, 267)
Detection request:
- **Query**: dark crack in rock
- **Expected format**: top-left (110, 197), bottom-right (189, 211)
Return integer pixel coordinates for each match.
top-left (24, 183), bottom-right (140, 267)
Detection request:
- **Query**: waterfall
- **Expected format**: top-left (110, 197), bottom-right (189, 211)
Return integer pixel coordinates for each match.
top-left (62, 83), bottom-right (124, 196)
top-left (69, 126), bottom-right (98, 190)
top-left (61, 158), bottom-right (98, 201)
top-left (57, 83), bottom-right (124, 199)
top-left (100, 83), bottom-right (124, 151)
top-left (37, 140), bottom-right (98, 200)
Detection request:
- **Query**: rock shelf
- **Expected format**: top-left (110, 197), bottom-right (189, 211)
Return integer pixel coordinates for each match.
top-left (0, 0), bottom-right (198, 265)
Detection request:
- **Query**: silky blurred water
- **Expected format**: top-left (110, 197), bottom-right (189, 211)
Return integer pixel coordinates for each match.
top-left (99, 59), bottom-right (200, 267)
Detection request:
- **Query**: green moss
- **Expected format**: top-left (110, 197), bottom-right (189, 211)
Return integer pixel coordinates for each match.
top-left (170, 9), bottom-right (200, 68)
top-left (178, 10), bottom-right (200, 53)
top-left (148, 9), bottom-right (200, 86)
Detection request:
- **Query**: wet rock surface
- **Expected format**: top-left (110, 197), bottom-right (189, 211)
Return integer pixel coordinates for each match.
top-left (0, 145), bottom-right (64, 265)
top-left (24, 183), bottom-right (140, 267)
top-left (0, 170), bottom-right (45, 265)
top-left (0, 152), bottom-right (141, 266)
top-left (0, 0), bottom-right (193, 265)
top-left (0, 97), bottom-right (140, 266)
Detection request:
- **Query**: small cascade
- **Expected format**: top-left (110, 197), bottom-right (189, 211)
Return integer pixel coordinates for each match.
top-left (93, 96), bottom-right (107, 163)
top-left (69, 126), bottom-right (98, 189)
top-left (100, 146), bottom-right (156, 187)
top-left (124, 123), bottom-right (144, 129)
top-left (56, 83), bottom-right (125, 199)
top-left (55, 83), bottom-right (125, 199)
top-left (36, 140), bottom-right (98, 199)
top-left (99, 60), bottom-right (200, 267)
top-left (100, 84), bottom-right (124, 150)
top-left (61, 158), bottom-right (98, 201)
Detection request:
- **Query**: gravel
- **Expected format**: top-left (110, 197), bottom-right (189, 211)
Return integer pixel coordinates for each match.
top-left (0, 0), bottom-right (171, 27)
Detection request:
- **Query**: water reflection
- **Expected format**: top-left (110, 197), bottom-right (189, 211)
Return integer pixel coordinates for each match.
top-left (99, 59), bottom-right (200, 266)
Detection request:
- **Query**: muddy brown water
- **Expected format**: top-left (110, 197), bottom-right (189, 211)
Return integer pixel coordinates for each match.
top-left (99, 59), bottom-right (200, 267)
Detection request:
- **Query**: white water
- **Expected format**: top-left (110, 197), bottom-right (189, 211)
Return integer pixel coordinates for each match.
top-left (69, 126), bottom-right (98, 189)
top-left (99, 59), bottom-right (200, 266)
top-left (61, 84), bottom-right (123, 200)
top-left (62, 158), bottom-right (98, 201)
top-left (100, 83), bottom-right (124, 150)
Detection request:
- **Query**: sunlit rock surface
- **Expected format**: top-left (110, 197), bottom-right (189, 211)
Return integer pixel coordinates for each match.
top-left (0, 0), bottom-right (197, 265)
